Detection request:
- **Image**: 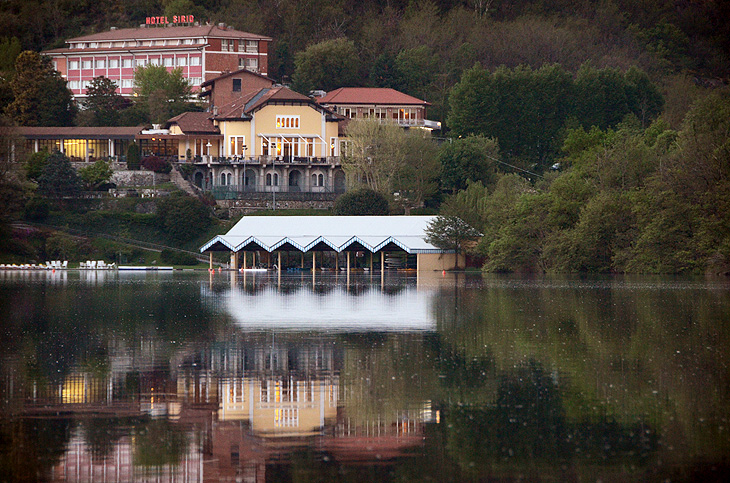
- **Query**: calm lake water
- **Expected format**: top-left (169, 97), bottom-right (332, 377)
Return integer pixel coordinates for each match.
top-left (0, 270), bottom-right (728, 482)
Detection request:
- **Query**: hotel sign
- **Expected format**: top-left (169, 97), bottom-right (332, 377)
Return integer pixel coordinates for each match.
top-left (145, 15), bottom-right (195, 25)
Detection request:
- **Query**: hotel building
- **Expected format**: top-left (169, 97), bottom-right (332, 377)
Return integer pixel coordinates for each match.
top-left (43, 21), bottom-right (271, 98)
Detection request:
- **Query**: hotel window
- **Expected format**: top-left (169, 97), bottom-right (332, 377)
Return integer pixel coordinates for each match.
top-left (340, 107), bottom-right (354, 118)
top-left (122, 79), bottom-right (133, 88)
top-left (229, 136), bottom-right (246, 156)
top-left (82, 60), bottom-right (92, 69)
top-left (246, 58), bottom-right (258, 70)
top-left (232, 78), bottom-right (241, 92)
top-left (95, 59), bottom-right (105, 69)
top-left (276, 115), bottom-right (300, 129)
top-left (89, 42), bottom-right (98, 48)
top-left (122, 59), bottom-right (133, 68)
top-left (69, 60), bottom-right (79, 70)
top-left (246, 40), bottom-right (258, 53)
top-left (109, 59), bottom-right (119, 68)
top-left (185, 38), bottom-right (194, 45)
top-left (221, 39), bottom-right (230, 52)
top-left (190, 56), bottom-right (201, 66)
top-left (163, 57), bottom-right (173, 67)
top-left (136, 59), bottom-right (147, 67)
top-left (177, 57), bottom-right (187, 66)
top-left (150, 58), bottom-right (160, 66)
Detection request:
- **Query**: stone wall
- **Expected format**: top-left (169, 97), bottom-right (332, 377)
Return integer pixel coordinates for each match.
top-left (217, 198), bottom-right (335, 216)
top-left (110, 170), bottom-right (170, 187)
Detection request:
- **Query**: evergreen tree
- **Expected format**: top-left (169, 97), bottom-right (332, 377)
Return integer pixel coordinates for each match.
top-left (5, 51), bottom-right (76, 127)
top-left (37, 151), bottom-right (81, 200)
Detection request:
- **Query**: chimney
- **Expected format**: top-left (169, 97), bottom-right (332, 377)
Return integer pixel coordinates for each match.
top-left (218, 22), bottom-right (226, 29)
top-left (110, 27), bottom-right (117, 31)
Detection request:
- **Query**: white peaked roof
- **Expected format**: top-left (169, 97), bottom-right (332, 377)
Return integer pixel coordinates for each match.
top-left (200, 216), bottom-right (447, 254)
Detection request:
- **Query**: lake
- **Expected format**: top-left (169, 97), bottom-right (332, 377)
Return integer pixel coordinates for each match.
top-left (0, 270), bottom-right (728, 482)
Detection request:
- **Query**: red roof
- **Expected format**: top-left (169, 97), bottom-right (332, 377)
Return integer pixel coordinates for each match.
top-left (165, 111), bottom-right (219, 134)
top-left (317, 88), bottom-right (429, 106)
top-left (64, 25), bottom-right (271, 43)
top-left (213, 86), bottom-right (332, 119)
top-left (200, 68), bottom-right (274, 89)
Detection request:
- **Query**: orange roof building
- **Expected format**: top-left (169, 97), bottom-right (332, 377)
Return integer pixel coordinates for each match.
top-left (316, 88), bottom-right (441, 130)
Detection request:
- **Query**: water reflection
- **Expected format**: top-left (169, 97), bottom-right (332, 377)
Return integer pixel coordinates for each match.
top-left (0, 272), bottom-right (728, 481)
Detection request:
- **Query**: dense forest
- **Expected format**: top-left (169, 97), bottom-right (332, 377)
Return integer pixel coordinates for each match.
top-left (1, 0), bottom-right (729, 274)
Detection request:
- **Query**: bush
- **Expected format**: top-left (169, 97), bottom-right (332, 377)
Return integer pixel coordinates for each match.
top-left (142, 156), bottom-right (172, 174)
top-left (178, 163), bottom-right (195, 180)
top-left (24, 197), bottom-right (50, 220)
top-left (160, 248), bottom-right (199, 266)
top-left (157, 192), bottom-right (212, 243)
top-left (333, 188), bottom-right (390, 215)
top-left (126, 142), bottom-right (141, 170)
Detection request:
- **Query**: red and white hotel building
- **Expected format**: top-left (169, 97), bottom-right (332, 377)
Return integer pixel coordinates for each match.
top-left (43, 20), bottom-right (271, 98)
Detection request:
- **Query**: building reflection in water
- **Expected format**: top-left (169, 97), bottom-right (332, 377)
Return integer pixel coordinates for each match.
top-left (20, 332), bottom-right (435, 481)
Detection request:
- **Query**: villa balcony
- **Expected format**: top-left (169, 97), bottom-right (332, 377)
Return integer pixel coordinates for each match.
top-left (193, 155), bottom-right (340, 166)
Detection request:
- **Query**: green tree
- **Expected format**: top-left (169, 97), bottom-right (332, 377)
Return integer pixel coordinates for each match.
top-left (5, 51), bottom-right (76, 126)
top-left (156, 192), bottom-right (212, 243)
top-left (392, 130), bottom-right (441, 214)
top-left (332, 188), bottom-right (389, 215)
top-left (341, 119), bottom-right (406, 194)
top-left (447, 63), bottom-right (574, 169)
top-left (394, 46), bottom-right (439, 100)
top-left (424, 215), bottom-right (481, 269)
top-left (126, 142), bottom-right (141, 170)
top-left (438, 135), bottom-right (499, 193)
top-left (80, 76), bottom-right (127, 126)
top-left (37, 151), bottom-right (81, 200)
top-left (78, 159), bottom-right (113, 190)
top-left (24, 150), bottom-right (50, 181)
top-left (292, 38), bottom-right (361, 94)
top-left (0, 37), bottom-right (22, 73)
top-left (133, 64), bottom-right (193, 124)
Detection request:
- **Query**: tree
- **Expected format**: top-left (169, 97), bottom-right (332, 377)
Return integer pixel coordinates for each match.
top-left (133, 64), bottom-right (193, 124)
top-left (24, 150), bottom-right (50, 181)
top-left (156, 192), bottom-right (212, 243)
top-left (292, 38), bottom-right (362, 94)
top-left (332, 188), bottom-right (389, 215)
top-left (126, 142), bottom-right (141, 170)
top-left (5, 51), bottom-right (76, 126)
top-left (37, 151), bottom-right (81, 200)
top-left (80, 76), bottom-right (127, 126)
top-left (425, 215), bottom-right (481, 269)
top-left (0, 114), bottom-right (23, 250)
top-left (392, 130), bottom-right (441, 214)
top-left (438, 135), bottom-right (500, 192)
top-left (341, 119), bottom-right (406, 195)
top-left (78, 159), bottom-right (113, 190)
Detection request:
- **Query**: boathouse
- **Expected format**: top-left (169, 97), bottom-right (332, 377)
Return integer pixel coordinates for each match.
top-left (200, 216), bottom-right (464, 272)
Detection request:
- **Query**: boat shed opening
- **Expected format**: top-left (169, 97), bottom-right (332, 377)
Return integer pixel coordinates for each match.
top-left (199, 216), bottom-right (464, 272)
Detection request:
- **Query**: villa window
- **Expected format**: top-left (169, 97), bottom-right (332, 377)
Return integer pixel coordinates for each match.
top-left (229, 136), bottom-right (245, 156)
top-left (276, 115), bottom-right (300, 129)
top-left (246, 40), bottom-right (258, 53)
top-left (221, 39), bottom-right (230, 52)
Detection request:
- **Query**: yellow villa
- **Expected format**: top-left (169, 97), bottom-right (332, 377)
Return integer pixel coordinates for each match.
top-left (176, 85), bottom-right (346, 197)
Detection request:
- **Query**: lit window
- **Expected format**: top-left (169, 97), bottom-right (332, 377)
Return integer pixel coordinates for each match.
top-left (276, 115), bottom-right (300, 129)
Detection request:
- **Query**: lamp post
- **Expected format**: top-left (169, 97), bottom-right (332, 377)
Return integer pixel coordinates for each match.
top-left (206, 141), bottom-right (213, 191)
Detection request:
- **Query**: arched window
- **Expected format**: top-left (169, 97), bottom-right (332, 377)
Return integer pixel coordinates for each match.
top-left (266, 173), bottom-right (272, 186)
top-left (220, 173), bottom-right (227, 185)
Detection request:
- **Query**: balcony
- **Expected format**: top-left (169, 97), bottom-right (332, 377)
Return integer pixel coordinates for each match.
top-left (194, 155), bottom-right (339, 166)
